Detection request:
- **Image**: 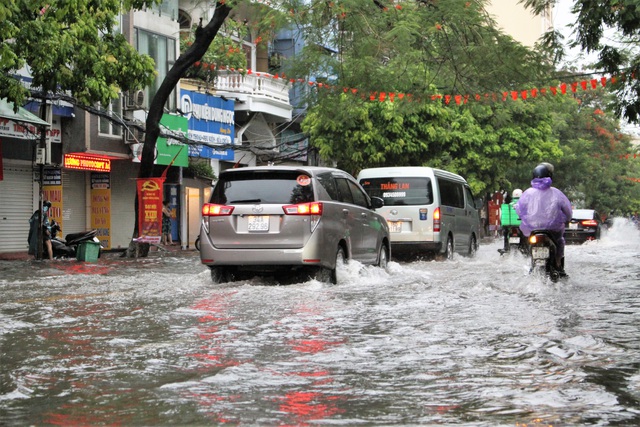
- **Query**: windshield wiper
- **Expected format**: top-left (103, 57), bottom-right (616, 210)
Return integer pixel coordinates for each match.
top-left (229, 198), bottom-right (262, 203)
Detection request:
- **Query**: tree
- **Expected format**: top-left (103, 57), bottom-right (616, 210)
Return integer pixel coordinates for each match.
top-left (296, 0), bottom-right (563, 195)
top-left (0, 0), bottom-right (158, 109)
top-left (524, 0), bottom-right (640, 123)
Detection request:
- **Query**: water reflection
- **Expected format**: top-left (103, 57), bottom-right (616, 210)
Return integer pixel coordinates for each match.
top-left (1, 220), bottom-right (640, 425)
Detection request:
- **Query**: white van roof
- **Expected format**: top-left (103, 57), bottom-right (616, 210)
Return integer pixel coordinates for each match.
top-left (358, 166), bottom-right (468, 183)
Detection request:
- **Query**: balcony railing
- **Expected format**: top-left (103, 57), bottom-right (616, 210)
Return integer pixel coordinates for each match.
top-left (215, 71), bottom-right (291, 104)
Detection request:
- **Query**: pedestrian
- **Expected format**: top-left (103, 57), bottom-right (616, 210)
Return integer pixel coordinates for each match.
top-left (515, 162), bottom-right (572, 276)
top-left (28, 200), bottom-right (53, 260)
top-left (162, 200), bottom-right (173, 245)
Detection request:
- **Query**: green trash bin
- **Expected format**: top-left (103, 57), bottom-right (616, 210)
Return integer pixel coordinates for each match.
top-left (76, 241), bottom-right (101, 262)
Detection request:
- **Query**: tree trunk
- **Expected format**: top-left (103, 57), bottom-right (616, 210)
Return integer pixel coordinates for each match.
top-left (124, 2), bottom-right (233, 258)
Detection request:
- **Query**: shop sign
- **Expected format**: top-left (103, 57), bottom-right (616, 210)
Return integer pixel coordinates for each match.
top-left (64, 154), bottom-right (111, 172)
top-left (180, 90), bottom-right (235, 160)
top-left (91, 173), bottom-right (111, 249)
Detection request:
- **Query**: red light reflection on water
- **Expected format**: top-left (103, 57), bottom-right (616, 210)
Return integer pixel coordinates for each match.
top-left (51, 262), bottom-right (112, 275)
top-left (278, 390), bottom-right (346, 426)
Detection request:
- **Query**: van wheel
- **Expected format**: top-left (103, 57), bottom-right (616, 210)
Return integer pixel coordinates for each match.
top-left (210, 267), bottom-right (231, 284)
top-left (444, 236), bottom-right (454, 261)
top-left (377, 243), bottom-right (389, 270)
top-left (467, 235), bottom-right (477, 257)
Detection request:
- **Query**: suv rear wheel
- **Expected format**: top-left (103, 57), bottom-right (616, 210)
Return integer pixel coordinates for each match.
top-left (210, 267), bottom-right (232, 284)
top-left (313, 246), bottom-right (347, 284)
top-left (377, 243), bottom-right (389, 270)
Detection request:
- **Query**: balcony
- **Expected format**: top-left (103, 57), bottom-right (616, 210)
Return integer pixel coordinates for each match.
top-left (184, 71), bottom-right (292, 123)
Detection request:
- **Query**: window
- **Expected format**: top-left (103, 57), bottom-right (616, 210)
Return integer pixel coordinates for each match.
top-left (347, 180), bottom-right (369, 208)
top-left (438, 179), bottom-right (464, 208)
top-left (359, 177), bottom-right (433, 206)
top-left (135, 28), bottom-right (177, 111)
top-left (335, 178), bottom-right (354, 204)
top-left (99, 97), bottom-right (122, 137)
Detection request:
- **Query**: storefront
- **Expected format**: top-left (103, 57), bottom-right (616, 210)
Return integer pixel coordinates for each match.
top-left (0, 98), bottom-right (52, 254)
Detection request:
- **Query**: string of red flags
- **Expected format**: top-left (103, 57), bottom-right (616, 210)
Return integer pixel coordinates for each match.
top-left (190, 61), bottom-right (633, 107)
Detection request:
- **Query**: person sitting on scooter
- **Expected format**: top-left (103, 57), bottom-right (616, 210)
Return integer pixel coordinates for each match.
top-left (515, 163), bottom-right (572, 276)
top-left (28, 200), bottom-right (53, 260)
top-left (500, 188), bottom-right (523, 253)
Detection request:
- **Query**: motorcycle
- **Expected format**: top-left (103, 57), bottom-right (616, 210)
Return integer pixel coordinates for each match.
top-left (49, 220), bottom-right (103, 259)
top-left (527, 229), bottom-right (564, 281)
top-left (498, 226), bottom-right (529, 255)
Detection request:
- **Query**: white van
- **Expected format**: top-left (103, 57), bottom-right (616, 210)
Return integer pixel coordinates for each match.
top-left (357, 166), bottom-right (480, 259)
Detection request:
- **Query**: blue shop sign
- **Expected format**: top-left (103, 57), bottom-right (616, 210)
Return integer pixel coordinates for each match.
top-left (180, 90), bottom-right (235, 160)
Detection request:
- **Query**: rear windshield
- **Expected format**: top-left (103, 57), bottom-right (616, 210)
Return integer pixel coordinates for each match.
top-left (211, 171), bottom-right (315, 205)
top-left (572, 210), bottom-right (595, 220)
top-left (359, 177), bottom-right (433, 206)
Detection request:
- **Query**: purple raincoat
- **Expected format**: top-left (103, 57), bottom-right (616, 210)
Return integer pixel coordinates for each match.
top-left (514, 177), bottom-right (572, 237)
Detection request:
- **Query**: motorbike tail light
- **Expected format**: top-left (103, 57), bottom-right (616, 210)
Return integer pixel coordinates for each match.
top-left (433, 207), bottom-right (441, 232)
top-left (581, 219), bottom-right (598, 227)
top-left (283, 202), bottom-right (323, 215)
top-left (202, 203), bottom-right (234, 216)
top-left (529, 235), bottom-right (538, 244)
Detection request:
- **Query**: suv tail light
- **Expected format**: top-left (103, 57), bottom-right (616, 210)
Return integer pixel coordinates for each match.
top-left (202, 203), bottom-right (235, 216)
top-left (433, 207), bottom-right (441, 232)
top-left (581, 219), bottom-right (598, 227)
top-left (283, 202), bottom-right (323, 215)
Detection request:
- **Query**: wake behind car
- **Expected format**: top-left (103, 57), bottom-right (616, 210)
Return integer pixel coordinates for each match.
top-left (565, 209), bottom-right (603, 244)
top-left (199, 166), bottom-right (390, 284)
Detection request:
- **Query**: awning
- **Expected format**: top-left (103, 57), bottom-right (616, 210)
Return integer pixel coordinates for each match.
top-left (0, 98), bottom-right (50, 127)
top-left (24, 100), bottom-right (75, 118)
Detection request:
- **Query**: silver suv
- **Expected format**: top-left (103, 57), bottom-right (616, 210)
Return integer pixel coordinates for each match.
top-left (199, 166), bottom-right (390, 283)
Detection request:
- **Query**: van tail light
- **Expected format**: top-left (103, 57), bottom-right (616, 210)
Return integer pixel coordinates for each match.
top-left (581, 219), bottom-right (598, 227)
top-left (202, 203), bottom-right (235, 216)
top-left (283, 202), bottom-right (323, 215)
top-left (433, 207), bottom-right (441, 232)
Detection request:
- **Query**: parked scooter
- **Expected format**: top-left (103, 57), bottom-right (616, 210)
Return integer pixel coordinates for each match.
top-left (528, 229), bottom-right (563, 281)
top-left (49, 220), bottom-right (102, 259)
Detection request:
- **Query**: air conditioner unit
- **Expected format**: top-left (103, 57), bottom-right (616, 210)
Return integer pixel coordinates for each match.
top-left (124, 90), bottom-right (146, 110)
top-left (125, 127), bottom-right (145, 144)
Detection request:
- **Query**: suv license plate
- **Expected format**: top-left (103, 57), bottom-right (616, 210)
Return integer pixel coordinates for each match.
top-left (387, 221), bottom-right (402, 233)
top-left (531, 246), bottom-right (550, 260)
top-left (248, 215), bottom-right (269, 231)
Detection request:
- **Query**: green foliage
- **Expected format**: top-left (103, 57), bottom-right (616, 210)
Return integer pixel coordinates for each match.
top-left (187, 159), bottom-right (216, 180)
top-left (180, 18), bottom-right (248, 81)
top-left (524, 0), bottom-right (640, 123)
top-left (0, 0), bottom-right (159, 109)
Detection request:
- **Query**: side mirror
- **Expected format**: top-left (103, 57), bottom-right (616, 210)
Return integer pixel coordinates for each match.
top-left (370, 196), bottom-right (384, 209)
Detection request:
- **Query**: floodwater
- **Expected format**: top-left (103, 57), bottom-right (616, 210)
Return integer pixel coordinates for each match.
top-left (1, 219), bottom-right (639, 426)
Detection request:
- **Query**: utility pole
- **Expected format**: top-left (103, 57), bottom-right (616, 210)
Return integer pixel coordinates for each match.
top-left (35, 100), bottom-right (50, 260)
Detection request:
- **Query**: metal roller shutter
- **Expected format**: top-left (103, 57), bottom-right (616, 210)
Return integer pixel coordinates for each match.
top-left (0, 162), bottom-right (35, 252)
top-left (62, 169), bottom-right (87, 235)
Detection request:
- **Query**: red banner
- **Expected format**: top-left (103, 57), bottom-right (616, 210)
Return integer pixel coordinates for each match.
top-left (136, 177), bottom-right (164, 243)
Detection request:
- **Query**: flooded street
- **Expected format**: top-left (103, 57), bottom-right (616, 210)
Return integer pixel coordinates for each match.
top-left (1, 219), bottom-right (640, 426)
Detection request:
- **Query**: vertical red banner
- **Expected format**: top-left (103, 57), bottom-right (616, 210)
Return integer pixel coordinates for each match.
top-left (136, 177), bottom-right (165, 243)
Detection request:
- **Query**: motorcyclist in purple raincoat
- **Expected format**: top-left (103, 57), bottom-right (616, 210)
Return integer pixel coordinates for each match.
top-left (515, 163), bottom-right (572, 275)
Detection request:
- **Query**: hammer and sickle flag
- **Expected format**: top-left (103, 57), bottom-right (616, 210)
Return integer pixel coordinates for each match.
top-left (136, 177), bottom-right (165, 243)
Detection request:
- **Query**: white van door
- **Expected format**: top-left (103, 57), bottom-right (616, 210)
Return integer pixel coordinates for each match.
top-left (437, 178), bottom-right (468, 252)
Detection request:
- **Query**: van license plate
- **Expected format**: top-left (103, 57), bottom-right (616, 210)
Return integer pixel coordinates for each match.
top-left (531, 247), bottom-right (550, 259)
top-left (387, 221), bottom-right (402, 233)
top-left (569, 223), bottom-right (578, 229)
top-left (248, 215), bottom-right (269, 231)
